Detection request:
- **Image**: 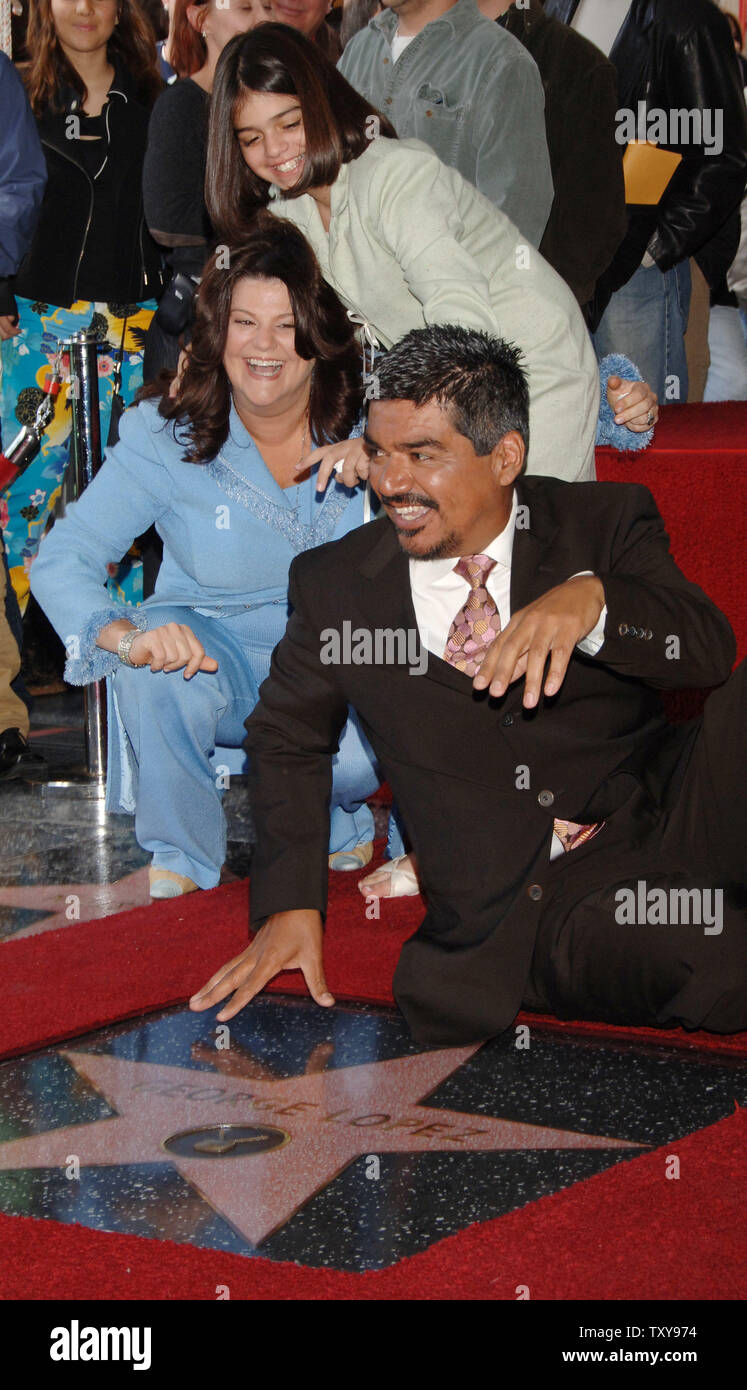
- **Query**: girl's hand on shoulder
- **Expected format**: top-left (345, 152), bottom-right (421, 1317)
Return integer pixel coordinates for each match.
top-left (297, 437), bottom-right (371, 492)
top-left (608, 375), bottom-right (658, 432)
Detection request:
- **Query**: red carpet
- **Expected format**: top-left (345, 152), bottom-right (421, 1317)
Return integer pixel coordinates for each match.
top-left (2, 846), bottom-right (746, 1061)
top-left (597, 402), bottom-right (747, 663)
top-left (1, 1105), bottom-right (743, 1300)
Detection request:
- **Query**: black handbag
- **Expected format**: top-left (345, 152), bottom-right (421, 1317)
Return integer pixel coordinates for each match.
top-left (153, 271), bottom-right (198, 337)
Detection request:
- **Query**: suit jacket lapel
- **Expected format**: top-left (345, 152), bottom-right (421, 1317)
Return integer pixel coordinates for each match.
top-left (509, 477), bottom-right (564, 614)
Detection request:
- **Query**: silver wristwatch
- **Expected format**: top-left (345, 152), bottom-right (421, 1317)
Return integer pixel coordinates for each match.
top-left (117, 628), bottom-right (141, 667)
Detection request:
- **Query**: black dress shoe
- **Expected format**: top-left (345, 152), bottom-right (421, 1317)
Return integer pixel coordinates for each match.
top-left (0, 728), bottom-right (46, 781)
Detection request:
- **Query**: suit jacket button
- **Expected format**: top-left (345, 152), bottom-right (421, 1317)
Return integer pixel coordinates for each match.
top-left (502, 713), bottom-right (514, 727)
top-left (645, 629), bottom-right (653, 640)
top-left (618, 623), bottom-right (628, 636)
top-left (528, 884), bottom-right (543, 901)
top-left (538, 789), bottom-right (554, 807)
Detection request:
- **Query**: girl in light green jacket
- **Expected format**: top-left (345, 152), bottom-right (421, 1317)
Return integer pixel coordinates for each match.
top-left (206, 24), bottom-right (657, 491)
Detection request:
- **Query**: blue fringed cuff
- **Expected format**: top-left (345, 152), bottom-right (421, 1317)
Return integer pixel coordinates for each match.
top-left (63, 606), bottom-right (148, 685)
top-left (596, 353), bottom-right (654, 451)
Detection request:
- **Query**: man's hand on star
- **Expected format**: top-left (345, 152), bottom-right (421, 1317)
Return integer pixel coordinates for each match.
top-left (473, 574), bottom-right (606, 706)
top-left (189, 909), bottom-right (334, 1020)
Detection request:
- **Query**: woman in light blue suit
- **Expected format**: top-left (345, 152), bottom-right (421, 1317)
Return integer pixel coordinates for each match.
top-left (31, 217), bottom-right (393, 897)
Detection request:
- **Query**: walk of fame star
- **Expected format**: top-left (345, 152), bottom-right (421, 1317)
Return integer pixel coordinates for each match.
top-left (0, 868), bottom-right (152, 938)
top-left (0, 1044), bottom-right (642, 1246)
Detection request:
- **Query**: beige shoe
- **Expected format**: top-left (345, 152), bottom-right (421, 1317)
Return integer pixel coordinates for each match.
top-left (328, 841), bottom-right (374, 872)
top-left (358, 853), bottom-right (420, 898)
top-left (149, 867), bottom-right (201, 899)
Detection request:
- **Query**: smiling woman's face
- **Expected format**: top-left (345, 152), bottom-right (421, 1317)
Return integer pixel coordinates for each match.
top-left (233, 89), bottom-right (307, 190)
top-left (223, 275), bottom-right (314, 418)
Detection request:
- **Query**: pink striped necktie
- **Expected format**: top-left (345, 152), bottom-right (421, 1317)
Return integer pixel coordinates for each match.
top-left (443, 553), bottom-right (603, 855)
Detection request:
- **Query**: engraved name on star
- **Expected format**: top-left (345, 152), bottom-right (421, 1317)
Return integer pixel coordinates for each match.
top-left (0, 1046), bottom-right (642, 1246)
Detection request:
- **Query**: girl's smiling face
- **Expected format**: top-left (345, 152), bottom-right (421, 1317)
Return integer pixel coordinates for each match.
top-left (233, 89), bottom-right (307, 189)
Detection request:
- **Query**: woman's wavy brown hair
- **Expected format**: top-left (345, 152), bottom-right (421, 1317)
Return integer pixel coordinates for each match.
top-left (206, 22), bottom-right (396, 244)
top-left (150, 213), bottom-right (364, 463)
top-left (25, 0), bottom-right (162, 115)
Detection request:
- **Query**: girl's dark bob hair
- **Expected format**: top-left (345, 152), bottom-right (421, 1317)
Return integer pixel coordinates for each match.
top-left (206, 22), bottom-right (396, 243)
top-left (147, 212), bottom-right (364, 462)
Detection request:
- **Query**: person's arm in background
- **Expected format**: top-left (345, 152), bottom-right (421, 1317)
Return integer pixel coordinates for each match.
top-left (647, 6), bottom-right (747, 272)
top-left (470, 41), bottom-right (554, 249)
top-left (142, 82), bottom-right (210, 283)
top-left (0, 53), bottom-right (47, 341)
top-left (537, 48), bottom-right (626, 308)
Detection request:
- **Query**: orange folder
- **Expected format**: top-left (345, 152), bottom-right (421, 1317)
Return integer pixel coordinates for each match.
top-left (623, 142), bottom-right (683, 205)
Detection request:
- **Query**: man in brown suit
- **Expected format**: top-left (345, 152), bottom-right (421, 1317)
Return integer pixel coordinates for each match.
top-left (191, 326), bottom-right (746, 1045)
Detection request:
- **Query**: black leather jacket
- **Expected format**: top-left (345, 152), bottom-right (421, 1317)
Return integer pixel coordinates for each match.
top-left (15, 64), bottom-right (163, 308)
top-left (545, 0), bottom-right (747, 306)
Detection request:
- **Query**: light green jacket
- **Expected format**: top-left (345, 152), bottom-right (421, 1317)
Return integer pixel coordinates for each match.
top-left (269, 137), bottom-right (599, 481)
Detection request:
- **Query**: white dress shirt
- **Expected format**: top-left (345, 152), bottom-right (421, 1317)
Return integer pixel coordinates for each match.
top-left (408, 490), bottom-right (608, 860)
top-left (571, 0), bottom-right (632, 57)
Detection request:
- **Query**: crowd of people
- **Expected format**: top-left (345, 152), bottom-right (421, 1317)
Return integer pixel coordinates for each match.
top-left (0, 1), bottom-right (745, 1040)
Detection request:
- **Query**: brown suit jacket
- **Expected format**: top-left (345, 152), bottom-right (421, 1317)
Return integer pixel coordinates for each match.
top-left (245, 477), bottom-right (735, 1044)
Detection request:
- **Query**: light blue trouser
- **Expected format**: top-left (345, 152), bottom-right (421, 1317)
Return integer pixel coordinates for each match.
top-left (112, 604), bottom-right (400, 888)
top-left (593, 260), bottom-right (691, 405)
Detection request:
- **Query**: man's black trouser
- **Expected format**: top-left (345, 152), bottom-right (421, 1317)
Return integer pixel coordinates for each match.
top-left (523, 659), bottom-right (747, 1033)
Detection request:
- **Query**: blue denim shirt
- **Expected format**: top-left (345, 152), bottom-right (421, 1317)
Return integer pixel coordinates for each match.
top-left (338, 0), bottom-right (554, 248)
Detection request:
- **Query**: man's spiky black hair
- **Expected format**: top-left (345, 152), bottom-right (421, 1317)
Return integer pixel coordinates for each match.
top-left (372, 325), bottom-right (530, 457)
